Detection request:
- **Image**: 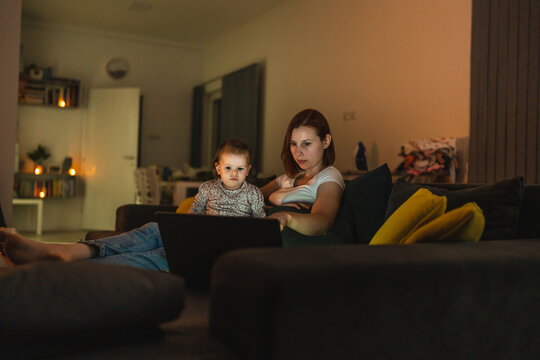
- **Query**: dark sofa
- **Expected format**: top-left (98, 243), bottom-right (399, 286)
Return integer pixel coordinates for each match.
top-left (207, 168), bottom-right (540, 360)
top-left (2, 165), bottom-right (540, 359)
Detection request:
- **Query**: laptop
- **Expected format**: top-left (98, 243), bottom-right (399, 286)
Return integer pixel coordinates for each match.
top-left (156, 212), bottom-right (282, 289)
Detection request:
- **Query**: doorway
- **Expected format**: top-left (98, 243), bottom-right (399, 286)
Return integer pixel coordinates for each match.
top-left (82, 88), bottom-right (141, 230)
top-left (191, 63), bottom-right (263, 173)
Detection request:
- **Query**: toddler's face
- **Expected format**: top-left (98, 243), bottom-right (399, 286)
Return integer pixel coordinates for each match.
top-left (215, 153), bottom-right (251, 190)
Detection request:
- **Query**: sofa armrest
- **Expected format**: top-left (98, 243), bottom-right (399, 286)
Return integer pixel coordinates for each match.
top-left (115, 204), bottom-right (178, 232)
top-left (209, 241), bottom-right (540, 360)
top-left (0, 261), bottom-right (184, 356)
top-left (84, 230), bottom-right (121, 240)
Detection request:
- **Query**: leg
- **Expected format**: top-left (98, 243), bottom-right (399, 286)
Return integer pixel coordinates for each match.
top-left (1, 222), bottom-right (162, 266)
top-left (86, 247), bottom-right (169, 271)
top-left (80, 222), bottom-right (168, 271)
top-left (79, 222), bottom-right (163, 256)
top-left (1, 229), bottom-right (94, 264)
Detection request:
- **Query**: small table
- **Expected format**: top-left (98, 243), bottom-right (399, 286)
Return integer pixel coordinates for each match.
top-left (159, 181), bottom-right (203, 205)
top-left (173, 181), bottom-right (203, 205)
top-left (12, 198), bottom-right (43, 235)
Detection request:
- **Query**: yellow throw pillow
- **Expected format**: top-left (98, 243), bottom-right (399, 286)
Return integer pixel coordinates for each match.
top-left (176, 197), bottom-right (195, 214)
top-left (402, 202), bottom-right (485, 244)
top-left (370, 188), bottom-right (447, 245)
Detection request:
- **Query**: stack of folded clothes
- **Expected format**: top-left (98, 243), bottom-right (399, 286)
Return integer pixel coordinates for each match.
top-left (396, 137), bottom-right (457, 182)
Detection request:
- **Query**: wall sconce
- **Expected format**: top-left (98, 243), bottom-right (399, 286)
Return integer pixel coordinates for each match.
top-left (34, 165), bottom-right (43, 175)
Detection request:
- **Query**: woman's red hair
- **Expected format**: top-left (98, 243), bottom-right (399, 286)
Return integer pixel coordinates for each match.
top-left (281, 109), bottom-right (335, 178)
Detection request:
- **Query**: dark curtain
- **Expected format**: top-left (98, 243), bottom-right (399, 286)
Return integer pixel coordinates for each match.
top-left (220, 64), bottom-right (262, 173)
top-left (190, 85), bottom-right (204, 167)
top-left (470, 0), bottom-right (540, 183)
top-left (0, 201), bottom-right (6, 227)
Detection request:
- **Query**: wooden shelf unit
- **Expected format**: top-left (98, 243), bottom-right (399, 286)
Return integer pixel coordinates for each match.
top-left (14, 173), bottom-right (81, 199)
top-left (18, 74), bottom-right (80, 108)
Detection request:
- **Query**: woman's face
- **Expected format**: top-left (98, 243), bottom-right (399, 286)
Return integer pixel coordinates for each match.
top-left (289, 126), bottom-right (330, 174)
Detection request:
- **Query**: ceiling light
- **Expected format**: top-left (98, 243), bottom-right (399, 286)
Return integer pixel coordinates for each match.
top-left (129, 1), bottom-right (153, 12)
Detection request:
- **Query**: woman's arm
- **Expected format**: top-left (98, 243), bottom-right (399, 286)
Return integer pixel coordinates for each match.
top-left (267, 182), bottom-right (342, 236)
top-left (260, 178), bottom-right (280, 201)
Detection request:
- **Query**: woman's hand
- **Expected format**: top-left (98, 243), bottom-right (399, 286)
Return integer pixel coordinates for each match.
top-left (267, 212), bottom-right (292, 231)
top-left (278, 182), bottom-right (342, 236)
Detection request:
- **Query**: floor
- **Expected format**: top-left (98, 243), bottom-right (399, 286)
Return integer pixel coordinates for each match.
top-left (21, 229), bottom-right (88, 244)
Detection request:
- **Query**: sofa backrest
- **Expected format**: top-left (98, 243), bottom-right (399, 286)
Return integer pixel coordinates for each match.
top-left (115, 204), bottom-right (178, 232)
top-left (403, 182), bottom-right (540, 240)
top-left (517, 185), bottom-right (540, 239)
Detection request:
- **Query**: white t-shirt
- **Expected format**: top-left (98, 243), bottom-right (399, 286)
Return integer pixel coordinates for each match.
top-left (269, 166), bottom-right (345, 205)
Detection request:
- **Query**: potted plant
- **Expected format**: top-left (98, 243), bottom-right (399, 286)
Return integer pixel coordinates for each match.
top-left (27, 144), bottom-right (51, 174)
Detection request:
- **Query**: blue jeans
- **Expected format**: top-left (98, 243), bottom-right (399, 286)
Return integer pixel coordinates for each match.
top-left (80, 222), bottom-right (169, 271)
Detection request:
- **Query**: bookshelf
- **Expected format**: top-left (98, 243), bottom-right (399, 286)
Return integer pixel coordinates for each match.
top-left (14, 173), bottom-right (81, 199)
top-left (18, 74), bottom-right (80, 108)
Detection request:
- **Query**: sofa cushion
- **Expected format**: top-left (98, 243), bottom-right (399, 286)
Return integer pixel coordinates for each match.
top-left (403, 202), bottom-right (485, 244)
top-left (385, 177), bottom-right (524, 240)
top-left (269, 164), bottom-right (393, 247)
top-left (344, 164), bottom-right (393, 244)
top-left (370, 189), bottom-right (447, 245)
top-left (176, 197), bottom-right (195, 214)
top-left (210, 241), bottom-right (540, 360)
top-left (0, 261), bottom-right (184, 345)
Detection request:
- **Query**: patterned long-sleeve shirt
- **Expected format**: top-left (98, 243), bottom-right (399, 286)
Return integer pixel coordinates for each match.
top-left (188, 179), bottom-right (266, 218)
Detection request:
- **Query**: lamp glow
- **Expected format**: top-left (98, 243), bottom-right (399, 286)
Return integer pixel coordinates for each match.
top-left (69, 168), bottom-right (76, 176)
top-left (39, 190), bottom-right (46, 198)
top-left (34, 166), bottom-right (43, 175)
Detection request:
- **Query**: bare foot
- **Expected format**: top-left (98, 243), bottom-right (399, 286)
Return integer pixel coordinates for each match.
top-left (0, 230), bottom-right (68, 265)
top-left (0, 227), bottom-right (19, 235)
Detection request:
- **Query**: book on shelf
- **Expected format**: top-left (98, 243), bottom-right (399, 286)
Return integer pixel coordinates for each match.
top-left (13, 174), bottom-right (78, 199)
top-left (19, 74), bottom-right (80, 108)
top-left (21, 96), bottom-right (45, 104)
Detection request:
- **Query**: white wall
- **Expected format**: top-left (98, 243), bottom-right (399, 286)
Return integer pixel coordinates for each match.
top-left (201, 0), bottom-right (472, 176)
top-left (20, 22), bottom-right (202, 168)
top-left (15, 22), bottom-right (202, 231)
top-left (0, 0), bottom-right (21, 226)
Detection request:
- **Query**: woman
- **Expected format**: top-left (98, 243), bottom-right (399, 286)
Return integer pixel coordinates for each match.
top-left (0, 109), bottom-right (344, 269)
top-left (263, 108), bottom-right (344, 236)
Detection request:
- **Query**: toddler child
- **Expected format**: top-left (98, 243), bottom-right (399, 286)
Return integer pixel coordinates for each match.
top-left (189, 139), bottom-right (265, 218)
